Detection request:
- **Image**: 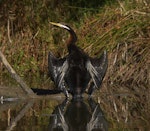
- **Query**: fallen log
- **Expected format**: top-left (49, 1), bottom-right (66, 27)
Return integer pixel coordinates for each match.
top-left (0, 50), bottom-right (36, 97)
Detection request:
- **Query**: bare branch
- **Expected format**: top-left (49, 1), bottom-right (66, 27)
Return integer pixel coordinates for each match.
top-left (0, 50), bottom-right (35, 97)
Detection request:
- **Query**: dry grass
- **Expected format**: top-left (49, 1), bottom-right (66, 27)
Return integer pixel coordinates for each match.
top-left (77, 0), bottom-right (150, 86)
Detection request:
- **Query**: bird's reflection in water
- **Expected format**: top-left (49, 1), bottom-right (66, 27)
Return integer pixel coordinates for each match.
top-left (49, 98), bottom-right (108, 131)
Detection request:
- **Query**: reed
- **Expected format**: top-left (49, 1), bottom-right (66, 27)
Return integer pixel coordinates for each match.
top-left (78, 0), bottom-right (150, 86)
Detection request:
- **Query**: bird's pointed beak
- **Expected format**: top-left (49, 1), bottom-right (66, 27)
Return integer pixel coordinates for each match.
top-left (49, 22), bottom-right (62, 27)
top-left (50, 22), bottom-right (70, 30)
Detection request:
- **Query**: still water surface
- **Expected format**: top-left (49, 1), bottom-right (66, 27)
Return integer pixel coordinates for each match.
top-left (0, 91), bottom-right (149, 131)
top-left (0, 97), bottom-right (108, 131)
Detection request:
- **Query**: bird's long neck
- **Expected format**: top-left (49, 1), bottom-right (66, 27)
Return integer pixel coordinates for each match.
top-left (66, 28), bottom-right (77, 53)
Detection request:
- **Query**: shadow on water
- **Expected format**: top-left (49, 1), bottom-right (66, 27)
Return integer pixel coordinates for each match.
top-left (0, 97), bottom-right (108, 131)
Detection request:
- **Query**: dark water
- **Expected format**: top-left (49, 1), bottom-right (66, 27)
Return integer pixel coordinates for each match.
top-left (0, 92), bottom-right (149, 131)
top-left (0, 97), bottom-right (108, 131)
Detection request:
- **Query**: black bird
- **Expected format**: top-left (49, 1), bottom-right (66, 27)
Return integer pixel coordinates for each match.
top-left (48, 22), bottom-right (108, 98)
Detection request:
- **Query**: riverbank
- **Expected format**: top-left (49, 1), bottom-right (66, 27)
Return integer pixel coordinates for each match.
top-left (0, 0), bottom-right (149, 87)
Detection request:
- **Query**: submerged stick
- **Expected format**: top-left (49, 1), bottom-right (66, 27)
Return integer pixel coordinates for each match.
top-left (0, 50), bottom-right (35, 96)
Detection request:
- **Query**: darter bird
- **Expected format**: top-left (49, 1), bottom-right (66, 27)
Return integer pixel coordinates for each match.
top-left (48, 22), bottom-right (108, 99)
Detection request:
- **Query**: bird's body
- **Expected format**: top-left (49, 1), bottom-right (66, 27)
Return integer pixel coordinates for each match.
top-left (64, 46), bottom-right (90, 97)
top-left (48, 22), bottom-right (108, 98)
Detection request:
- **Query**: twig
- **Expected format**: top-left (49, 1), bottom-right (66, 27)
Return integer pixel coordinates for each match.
top-left (0, 50), bottom-right (35, 97)
top-left (7, 19), bottom-right (12, 43)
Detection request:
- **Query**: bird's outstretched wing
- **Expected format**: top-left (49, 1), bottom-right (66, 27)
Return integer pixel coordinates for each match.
top-left (86, 51), bottom-right (108, 89)
top-left (48, 52), bottom-right (69, 97)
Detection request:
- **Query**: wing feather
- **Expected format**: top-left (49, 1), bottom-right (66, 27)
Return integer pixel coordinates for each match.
top-left (48, 52), bottom-right (68, 89)
top-left (86, 51), bottom-right (108, 88)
